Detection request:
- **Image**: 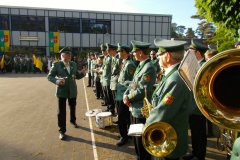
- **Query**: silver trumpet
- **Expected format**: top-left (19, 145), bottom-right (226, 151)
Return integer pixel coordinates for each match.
top-left (56, 76), bottom-right (68, 81)
top-left (121, 80), bottom-right (138, 90)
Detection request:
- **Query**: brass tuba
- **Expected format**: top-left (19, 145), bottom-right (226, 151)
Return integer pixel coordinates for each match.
top-left (193, 48), bottom-right (240, 155)
top-left (141, 85), bottom-right (177, 157)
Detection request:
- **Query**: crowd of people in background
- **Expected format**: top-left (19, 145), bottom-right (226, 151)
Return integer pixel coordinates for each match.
top-left (0, 54), bottom-right (88, 74)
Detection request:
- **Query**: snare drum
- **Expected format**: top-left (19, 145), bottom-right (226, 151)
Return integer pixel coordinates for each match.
top-left (95, 112), bottom-right (113, 128)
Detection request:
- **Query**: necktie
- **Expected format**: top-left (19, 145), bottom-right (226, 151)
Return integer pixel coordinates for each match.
top-left (66, 63), bottom-right (69, 67)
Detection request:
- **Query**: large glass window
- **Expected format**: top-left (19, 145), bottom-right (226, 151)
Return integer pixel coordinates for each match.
top-left (82, 19), bottom-right (111, 34)
top-left (0, 14), bottom-right (9, 30)
top-left (11, 15), bottom-right (45, 31)
top-left (49, 17), bottom-right (80, 33)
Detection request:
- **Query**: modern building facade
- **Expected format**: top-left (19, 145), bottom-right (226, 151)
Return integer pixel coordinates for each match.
top-left (0, 5), bottom-right (172, 56)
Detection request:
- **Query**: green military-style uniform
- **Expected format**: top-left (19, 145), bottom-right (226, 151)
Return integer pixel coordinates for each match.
top-left (151, 57), bottom-right (160, 73)
top-left (26, 58), bottom-right (32, 73)
top-left (90, 53), bottom-right (97, 86)
top-left (101, 54), bottom-right (112, 87)
top-left (87, 53), bottom-right (92, 86)
top-left (124, 40), bottom-right (156, 160)
top-left (115, 43), bottom-right (136, 145)
top-left (182, 38), bottom-right (209, 160)
top-left (146, 38), bottom-right (191, 159)
top-left (125, 59), bottom-right (156, 119)
top-left (48, 60), bottom-right (85, 98)
top-left (47, 47), bottom-right (85, 136)
top-left (13, 57), bottom-right (19, 73)
top-left (231, 137), bottom-right (240, 160)
top-left (115, 57), bottom-right (136, 100)
top-left (110, 54), bottom-right (122, 91)
top-left (42, 58), bottom-right (48, 73)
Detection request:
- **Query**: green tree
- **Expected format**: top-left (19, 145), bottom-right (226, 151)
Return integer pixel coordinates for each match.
top-left (185, 28), bottom-right (196, 38)
top-left (195, 0), bottom-right (240, 33)
top-left (176, 25), bottom-right (186, 38)
top-left (171, 23), bottom-right (178, 38)
top-left (211, 26), bottom-right (236, 52)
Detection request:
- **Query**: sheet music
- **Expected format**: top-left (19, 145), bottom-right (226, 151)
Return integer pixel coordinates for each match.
top-left (178, 51), bottom-right (200, 91)
top-left (127, 123), bottom-right (144, 136)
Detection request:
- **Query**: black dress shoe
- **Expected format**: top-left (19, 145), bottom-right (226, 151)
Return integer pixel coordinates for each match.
top-left (103, 109), bottom-right (109, 112)
top-left (110, 110), bottom-right (115, 115)
top-left (116, 138), bottom-right (128, 146)
top-left (59, 133), bottom-right (66, 140)
top-left (96, 97), bottom-right (100, 99)
top-left (101, 103), bottom-right (108, 106)
top-left (87, 85), bottom-right (91, 87)
top-left (117, 135), bottom-right (132, 139)
top-left (113, 121), bottom-right (118, 124)
top-left (70, 122), bottom-right (78, 128)
top-left (182, 153), bottom-right (195, 160)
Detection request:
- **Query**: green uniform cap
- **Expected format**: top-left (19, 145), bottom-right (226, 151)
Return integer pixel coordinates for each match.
top-left (94, 52), bottom-right (99, 56)
top-left (131, 40), bottom-right (151, 51)
top-left (189, 39), bottom-right (209, 52)
top-left (98, 55), bottom-right (104, 59)
top-left (100, 44), bottom-right (107, 51)
top-left (59, 46), bottom-right (71, 54)
top-left (90, 52), bottom-right (94, 56)
top-left (154, 38), bottom-right (187, 53)
top-left (106, 43), bottom-right (118, 50)
top-left (117, 43), bottom-right (131, 53)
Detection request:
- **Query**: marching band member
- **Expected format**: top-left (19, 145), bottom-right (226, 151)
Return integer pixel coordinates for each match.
top-left (146, 38), bottom-right (192, 160)
top-left (115, 43), bottom-right (136, 146)
top-left (123, 40), bottom-right (156, 160)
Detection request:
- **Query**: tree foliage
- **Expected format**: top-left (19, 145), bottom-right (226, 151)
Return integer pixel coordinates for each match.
top-left (195, 0), bottom-right (240, 30)
top-left (171, 23), bottom-right (188, 38)
top-left (185, 28), bottom-right (196, 38)
top-left (211, 26), bottom-right (236, 52)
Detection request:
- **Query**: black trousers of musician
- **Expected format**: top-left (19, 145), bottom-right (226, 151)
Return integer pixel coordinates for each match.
top-left (130, 114), bottom-right (152, 160)
top-left (206, 119), bottom-right (213, 135)
top-left (111, 90), bottom-right (118, 113)
top-left (105, 86), bottom-right (114, 111)
top-left (87, 73), bottom-right (92, 86)
top-left (91, 75), bottom-right (95, 86)
top-left (102, 85), bottom-right (108, 104)
top-left (58, 97), bottom-right (77, 134)
top-left (95, 80), bottom-right (102, 98)
top-left (118, 101), bottom-right (130, 140)
top-left (189, 114), bottom-right (207, 160)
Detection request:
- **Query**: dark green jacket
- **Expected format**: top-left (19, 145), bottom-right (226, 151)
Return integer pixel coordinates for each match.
top-left (90, 59), bottom-right (97, 75)
top-left (110, 57), bottom-right (122, 91)
top-left (151, 57), bottom-right (160, 73)
top-left (101, 55), bottom-right (112, 86)
top-left (87, 58), bottom-right (91, 73)
top-left (146, 65), bottom-right (192, 159)
top-left (189, 58), bottom-right (206, 115)
top-left (47, 60), bottom-right (85, 98)
top-left (115, 58), bottom-right (136, 101)
top-left (124, 59), bottom-right (156, 118)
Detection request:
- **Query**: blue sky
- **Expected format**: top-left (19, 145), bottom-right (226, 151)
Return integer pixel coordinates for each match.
top-left (1, 0), bottom-right (201, 31)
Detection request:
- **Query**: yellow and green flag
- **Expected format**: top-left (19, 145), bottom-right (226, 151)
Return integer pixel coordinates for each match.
top-left (0, 55), bottom-right (4, 69)
top-left (0, 30), bottom-right (10, 52)
top-left (49, 32), bottom-right (59, 54)
top-left (36, 58), bottom-right (43, 71)
top-left (33, 54), bottom-right (37, 65)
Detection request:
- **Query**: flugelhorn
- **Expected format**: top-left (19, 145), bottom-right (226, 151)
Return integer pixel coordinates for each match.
top-left (141, 85), bottom-right (153, 118)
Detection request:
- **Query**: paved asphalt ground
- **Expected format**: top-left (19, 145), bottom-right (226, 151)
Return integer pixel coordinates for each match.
top-left (0, 73), bottom-right (227, 160)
